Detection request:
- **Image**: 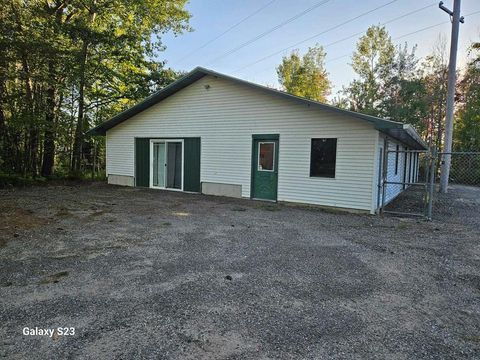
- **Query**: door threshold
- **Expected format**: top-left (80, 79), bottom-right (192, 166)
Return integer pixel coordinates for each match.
top-left (150, 187), bottom-right (183, 192)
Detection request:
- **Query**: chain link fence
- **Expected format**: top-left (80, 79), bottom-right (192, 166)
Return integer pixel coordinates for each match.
top-left (433, 152), bottom-right (480, 218)
top-left (380, 148), bottom-right (433, 219)
top-left (380, 148), bottom-right (480, 220)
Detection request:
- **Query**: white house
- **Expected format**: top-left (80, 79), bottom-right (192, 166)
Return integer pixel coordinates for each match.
top-left (88, 67), bottom-right (427, 214)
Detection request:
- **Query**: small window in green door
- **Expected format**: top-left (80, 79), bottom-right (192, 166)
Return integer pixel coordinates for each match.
top-left (258, 142), bottom-right (275, 171)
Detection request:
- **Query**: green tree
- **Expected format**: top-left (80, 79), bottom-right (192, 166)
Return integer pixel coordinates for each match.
top-left (276, 45), bottom-right (331, 102)
top-left (379, 44), bottom-right (428, 132)
top-left (344, 25), bottom-right (395, 115)
top-left (455, 42), bottom-right (480, 151)
top-left (70, 0), bottom-right (191, 173)
top-left (0, 0), bottom-right (191, 178)
top-left (417, 38), bottom-right (449, 149)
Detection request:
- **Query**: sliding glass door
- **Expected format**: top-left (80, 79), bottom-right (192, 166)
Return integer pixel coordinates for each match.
top-left (153, 142), bottom-right (166, 188)
top-left (151, 140), bottom-right (183, 190)
top-left (166, 142), bottom-right (182, 189)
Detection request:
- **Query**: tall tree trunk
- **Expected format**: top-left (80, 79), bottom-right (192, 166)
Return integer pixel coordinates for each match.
top-left (13, 4), bottom-right (37, 175)
top-left (71, 39), bottom-right (88, 172)
top-left (72, 4), bottom-right (96, 173)
top-left (42, 2), bottom-right (71, 176)
top-left (41, 61), bottom-right (56, 177)
top-left (0, 102), bottom-right (5, 172)
top-left (0, 55), bottom-right (6, 171)
top-left (20, 56), bottom-right (38, 175)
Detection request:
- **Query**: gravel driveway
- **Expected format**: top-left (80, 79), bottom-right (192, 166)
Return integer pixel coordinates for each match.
top-left (1, 183), bottom-right (479, 359)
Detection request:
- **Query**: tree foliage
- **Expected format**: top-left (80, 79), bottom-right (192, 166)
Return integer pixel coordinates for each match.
top-left (455, 43), bottom-right (480, 151)
top-left (0, 0), bottom-right (190, 177)
top-left (344, 25), bottom-right (394, 115)
top-left (276, 45), bottom-right (331, 102)
top-left (339, 27), bottom-right (478, 152)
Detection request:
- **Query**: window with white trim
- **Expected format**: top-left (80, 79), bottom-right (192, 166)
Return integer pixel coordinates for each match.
top-left (258, 142), bottom-right (275, 171)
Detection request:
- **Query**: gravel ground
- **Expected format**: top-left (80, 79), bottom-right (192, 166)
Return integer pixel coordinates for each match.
top-left (384, 184), bottom-right (480, 224)
top-left (0, 183), bottom-right (479, 359)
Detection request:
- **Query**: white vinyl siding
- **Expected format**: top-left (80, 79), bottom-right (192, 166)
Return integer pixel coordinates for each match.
top-left (379, 134), bottom-right (420, 206)
top-left (107, 75), bottom-right (378, 212)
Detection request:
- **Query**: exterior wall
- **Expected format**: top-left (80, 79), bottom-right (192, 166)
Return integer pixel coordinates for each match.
top-left (106, 75), bottom-right (379, 212)
top-left (377, 133), bottom-right (419, 207)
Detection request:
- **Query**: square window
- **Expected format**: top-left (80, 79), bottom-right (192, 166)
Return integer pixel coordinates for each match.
top-left (310, 138), bottom-right (337, 178)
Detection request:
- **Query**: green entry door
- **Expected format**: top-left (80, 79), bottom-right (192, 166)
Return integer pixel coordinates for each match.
top-left (251, 136), bottom-right (279, 201)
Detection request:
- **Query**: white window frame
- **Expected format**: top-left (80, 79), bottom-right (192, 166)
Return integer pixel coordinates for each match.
top-left (149, 139), bottom-right (184, 191)
top-left (258, 141), bottom-right (275, 172)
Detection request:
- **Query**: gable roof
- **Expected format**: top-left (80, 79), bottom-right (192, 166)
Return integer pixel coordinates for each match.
top-left (87, 66), bottom-right (428, 150)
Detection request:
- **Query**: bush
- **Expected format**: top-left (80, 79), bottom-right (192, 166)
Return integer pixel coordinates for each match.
top-left (0, 173), bottom-right (45, 188)
top-left (0, 171), bottom-right (106, 188)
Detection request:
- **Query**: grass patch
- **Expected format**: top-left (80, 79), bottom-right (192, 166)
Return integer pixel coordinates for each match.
top-left (316, 207), bottom-right (349, 215)
top-left (55, 207), bottom-right (71, 217)
top-left (282, 202), bottom-right (354, 215)
top-left (463, 335), bottom-right (480, 343)
top-left (0, 171), bottom-right (107, 189)
top-left (39, 271), bottom-right (69, 285)
top-left (396, 222), bottom-right (409, 230)
top-left (0, 173), bottom-right (47, 188)
top-left (231, 206), bottom-right (247, 212)
top-left (257, 204), bottom-right (281, 211)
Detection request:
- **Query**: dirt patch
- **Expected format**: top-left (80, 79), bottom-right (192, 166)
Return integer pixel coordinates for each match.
top-left (0, 205), bottom-right (49, 246)
top-left (0, 207), bottom-right (47, 230)
top-left (39, 271), bottom-right (69, 285)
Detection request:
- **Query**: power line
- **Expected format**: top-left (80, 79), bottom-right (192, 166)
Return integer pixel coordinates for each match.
top-left (325, 53), bottom-right (349, 64)
top-left (323, 3), bottom-right (438, 50)
top-left (205, 0), bottom-right (332, 66)
top-left (175, 0), bottom-right (278, 65)
top-left (393, 8), bottom-right (479, 40)
top-left (393, 20), bottom-right (448, 41)
top-left (235, 0), bottom-right (405, 73)
top-left (325, 9), bottom-right (480, 65)
top-left (240, 3), bottom-right (439, 75)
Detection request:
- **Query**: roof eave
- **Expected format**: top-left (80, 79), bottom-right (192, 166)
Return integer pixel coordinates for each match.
top-left (85, 66), bottom-right (425, 148)
top-left (378, 124), bottom-right (428, 150)
top-left (86, 68), bottom-right (208, 136)
top-left (403, 124), bottom-right (429, 150)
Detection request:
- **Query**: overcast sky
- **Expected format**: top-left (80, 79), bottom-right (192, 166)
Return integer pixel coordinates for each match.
top-left (160, 0), bottom-right (480, 98)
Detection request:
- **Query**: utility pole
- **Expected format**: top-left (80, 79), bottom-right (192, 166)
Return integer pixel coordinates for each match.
top-left (439, 0), bottom-right (464, 193)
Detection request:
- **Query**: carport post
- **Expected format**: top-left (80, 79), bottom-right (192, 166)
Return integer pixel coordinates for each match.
top-left (380, 138), bottom-right (388, 215)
